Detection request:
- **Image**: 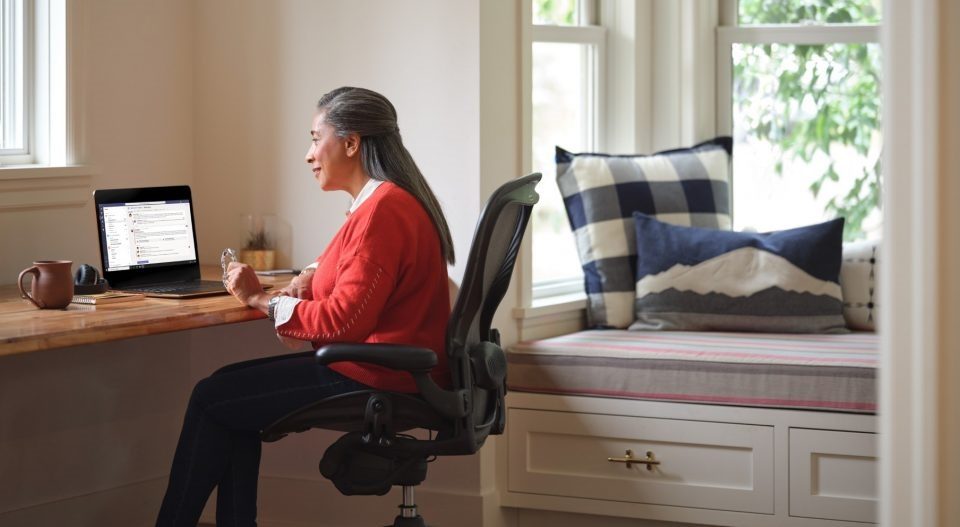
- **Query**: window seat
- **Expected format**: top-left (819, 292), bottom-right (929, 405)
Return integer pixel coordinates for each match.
top-left (507, 330), bottom-right (877, 413)
top-left (501, 330), bottom-right (879, 526)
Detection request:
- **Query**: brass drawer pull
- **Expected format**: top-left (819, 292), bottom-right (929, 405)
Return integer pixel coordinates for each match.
top-left (607, 449), bottom-right (660, 471)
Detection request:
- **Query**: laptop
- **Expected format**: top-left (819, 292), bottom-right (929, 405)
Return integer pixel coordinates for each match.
top-left (93, 185), bottom-right (232, 298)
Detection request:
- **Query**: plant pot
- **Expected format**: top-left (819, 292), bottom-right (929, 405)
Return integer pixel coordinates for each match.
top-left (240, 249), bottom-right (276, 271)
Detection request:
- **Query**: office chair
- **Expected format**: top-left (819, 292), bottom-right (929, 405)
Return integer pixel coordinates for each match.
top-left (261, 173), bottom-right (542, 527)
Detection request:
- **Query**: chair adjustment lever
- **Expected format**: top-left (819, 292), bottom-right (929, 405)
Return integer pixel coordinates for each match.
top-left (362, 394), bottom-right (394, 446)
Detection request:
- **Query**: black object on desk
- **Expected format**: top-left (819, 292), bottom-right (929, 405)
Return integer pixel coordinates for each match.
top-left (74, 263), bottom-right (109, 294)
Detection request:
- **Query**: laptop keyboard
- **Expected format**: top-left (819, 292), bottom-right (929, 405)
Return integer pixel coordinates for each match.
top-left (124, 280), bottom-right (226, 294)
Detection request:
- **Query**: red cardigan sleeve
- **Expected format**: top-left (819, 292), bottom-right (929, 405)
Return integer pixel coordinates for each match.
top-left (275, 255), bottom-right (396, 343)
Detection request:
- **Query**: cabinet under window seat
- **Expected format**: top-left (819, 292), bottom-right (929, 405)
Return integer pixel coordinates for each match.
top-left (501, 330), bottom-right (878, 527)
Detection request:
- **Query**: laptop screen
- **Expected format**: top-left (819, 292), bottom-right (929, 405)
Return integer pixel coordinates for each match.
top-left (94, 186), bottom-right (204, 288)
top-left (98, 199), bottom-right (198, 272)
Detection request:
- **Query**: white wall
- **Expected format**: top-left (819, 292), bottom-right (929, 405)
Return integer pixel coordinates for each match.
top-left (193, 0), bottom-right (481, 283)
top-left (0, 0), bottom-right (195, 279)
top-left (3, 1), bottom-right (506, 526)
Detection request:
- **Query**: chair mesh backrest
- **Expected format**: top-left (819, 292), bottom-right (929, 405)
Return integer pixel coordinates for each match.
top-left (444, 174), bottom-right (540, 450)
top-left (447, 174), bottom-right (541, 380)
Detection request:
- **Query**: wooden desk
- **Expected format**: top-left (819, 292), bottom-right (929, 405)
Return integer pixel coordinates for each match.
top-left (0, 265), bottom-right (291, 357)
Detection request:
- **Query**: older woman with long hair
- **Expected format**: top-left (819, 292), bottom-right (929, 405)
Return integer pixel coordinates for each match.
top-left (155, 87), bottom-right (454, 527)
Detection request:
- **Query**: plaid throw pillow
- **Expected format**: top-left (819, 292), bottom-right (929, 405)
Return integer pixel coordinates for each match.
top-left (556, 137), bottom-right (733, 328)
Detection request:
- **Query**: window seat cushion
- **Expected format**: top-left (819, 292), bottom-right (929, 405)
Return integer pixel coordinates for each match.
top-left (507, 330), bottom-right (877, 413)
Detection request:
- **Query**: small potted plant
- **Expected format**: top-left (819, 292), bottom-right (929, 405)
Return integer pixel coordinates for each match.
top-left (239, 215), bottom-right (276, 271)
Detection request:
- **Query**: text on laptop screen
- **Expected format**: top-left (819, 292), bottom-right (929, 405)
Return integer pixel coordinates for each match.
top-left (99, 200), bottom-right (198, 271)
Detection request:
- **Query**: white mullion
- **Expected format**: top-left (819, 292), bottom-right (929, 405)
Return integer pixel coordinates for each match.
top-left (531, 24), bottom-right (604, 45)
top-left (579, 0), bottom-right (598, 25)
top-left (519, 0), bottom-right (534, 308)
top-left (1, 0), bottom-right (11, 150)
top-left (717, 24), bottom-right (879, 45)
top-left (719, 0), bottom-right (737, 26)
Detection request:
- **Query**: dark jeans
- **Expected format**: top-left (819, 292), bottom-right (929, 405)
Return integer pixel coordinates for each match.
top-left (155, 350), bottom-right (367, 527)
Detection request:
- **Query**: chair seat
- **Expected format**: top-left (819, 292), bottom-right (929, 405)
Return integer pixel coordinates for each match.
top-left (262, 390), bottom-right (450, 442)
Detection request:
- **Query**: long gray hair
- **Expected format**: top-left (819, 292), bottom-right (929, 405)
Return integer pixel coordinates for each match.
top-left (317, 87), bottom-right (455, 265)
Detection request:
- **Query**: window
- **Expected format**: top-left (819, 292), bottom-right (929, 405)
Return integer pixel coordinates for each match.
top-left (525, 0), bottom-right (604, 300)
top-left (0, 0), bottom-right (67, 167)
top-left (0, 0), bottom-right (28, 161)
top-left (718, 0), bottom-right (883, 241)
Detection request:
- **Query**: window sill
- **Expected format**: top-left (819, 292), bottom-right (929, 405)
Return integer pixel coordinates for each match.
top-left (0, 164), bottom-right (93, 179)
top-left (513, 292), bottom-right (587, 320)
top-left (0, 165), bottom-right (96, 210)
top-left (513, 292), bottom-right (587, 342)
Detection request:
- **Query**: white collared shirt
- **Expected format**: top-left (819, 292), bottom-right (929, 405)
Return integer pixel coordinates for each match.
top-left (349, 178), bottom-right (384, 214)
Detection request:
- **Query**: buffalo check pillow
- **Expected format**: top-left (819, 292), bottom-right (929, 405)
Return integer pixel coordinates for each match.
top-left (556, 137), bottom-right (733, 328)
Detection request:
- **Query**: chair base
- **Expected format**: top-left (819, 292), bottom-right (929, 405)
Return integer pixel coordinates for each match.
top-left (387, 514), bottom-right (427, 527)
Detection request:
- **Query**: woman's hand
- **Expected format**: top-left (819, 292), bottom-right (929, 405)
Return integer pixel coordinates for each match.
top-left (225, 262), bottom-right (270, 310)
top-left (279, 267), bottom-right (315, 299)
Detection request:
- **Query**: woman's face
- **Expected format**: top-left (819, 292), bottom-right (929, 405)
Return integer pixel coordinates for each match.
top-left (304, 112), bottom-right (359, 192)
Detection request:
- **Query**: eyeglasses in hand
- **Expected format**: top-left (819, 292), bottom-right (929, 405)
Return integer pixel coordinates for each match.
top-left (221, 248), bottom-right (238, 287)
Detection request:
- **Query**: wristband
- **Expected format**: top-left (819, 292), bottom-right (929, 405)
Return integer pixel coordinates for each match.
top-left (267, 294), bottom-right (281, 320)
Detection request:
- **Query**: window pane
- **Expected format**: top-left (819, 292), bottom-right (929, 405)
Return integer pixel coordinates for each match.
top-left (533, 0), bottom-right (579, 26)
top-left (532, 42), bottom-right (590, 286)
top-left (739, 0), bottom-right (881, 25)
top-left (0, 0), bottom-right (27, 152)
top-left (731, 42), bottom-right (882, 241)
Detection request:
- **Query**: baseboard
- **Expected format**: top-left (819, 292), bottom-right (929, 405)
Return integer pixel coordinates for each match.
top-left (0, 476), bottom-right (166, 527)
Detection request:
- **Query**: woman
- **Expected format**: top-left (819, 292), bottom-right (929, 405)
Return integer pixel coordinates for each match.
top-left (155, 87), bottom-right (455, 526)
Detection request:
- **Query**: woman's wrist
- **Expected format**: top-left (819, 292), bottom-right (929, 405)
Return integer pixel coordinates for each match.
top-left (248, 291), bottom-right (275, 313)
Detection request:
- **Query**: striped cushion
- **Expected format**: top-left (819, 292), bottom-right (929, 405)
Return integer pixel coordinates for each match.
top-left (556, 138), bottom-right (732, 328)
top-left (507, 330), bottom-right (877, 413)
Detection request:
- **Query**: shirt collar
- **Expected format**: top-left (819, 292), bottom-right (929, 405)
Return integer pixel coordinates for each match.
top-left (348, 179), bottom-right (385, 214)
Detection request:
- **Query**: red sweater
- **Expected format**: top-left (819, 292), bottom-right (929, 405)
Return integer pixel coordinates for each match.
top-left (277, 182), bottom-right (451, 393)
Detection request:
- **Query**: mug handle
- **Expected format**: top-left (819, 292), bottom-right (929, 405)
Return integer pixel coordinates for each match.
top-left (18, 266), bottom-right (41, 308)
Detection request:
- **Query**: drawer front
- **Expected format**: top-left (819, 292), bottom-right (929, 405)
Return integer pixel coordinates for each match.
top-left (508, 409), bottom-right (774, 514)
top-left (789, 428), bottom-right (877, 523)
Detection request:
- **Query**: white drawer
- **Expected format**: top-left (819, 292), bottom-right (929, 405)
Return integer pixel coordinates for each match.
top-left (789, 428), bottom-right (878, 523)
top-left (507, 409), bottom-right (774, 514)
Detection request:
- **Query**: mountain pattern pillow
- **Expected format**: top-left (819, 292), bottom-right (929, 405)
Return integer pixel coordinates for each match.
top-left (629, 213), bottom-right (848, 333)
top-left (556, 137), bottom-right (732, 328)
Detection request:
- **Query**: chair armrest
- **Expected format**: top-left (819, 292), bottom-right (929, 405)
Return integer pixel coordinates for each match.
top-left (315, 343), bottom-right (438, 372)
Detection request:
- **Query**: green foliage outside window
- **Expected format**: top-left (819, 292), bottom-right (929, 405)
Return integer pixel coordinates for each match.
top-left (737, 0), bottom-right (882, 240)
top-left (534, 0), bottom-right (576, 26)
top-left (739, 0), bottom-right (880, 25)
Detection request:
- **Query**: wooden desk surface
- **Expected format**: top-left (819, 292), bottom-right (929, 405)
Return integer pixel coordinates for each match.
top-left (0, 266), bottom-right (292, 357)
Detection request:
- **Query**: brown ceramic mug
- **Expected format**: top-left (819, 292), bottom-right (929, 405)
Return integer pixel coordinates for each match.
top-left (18, 260), bottom-right (74, 309)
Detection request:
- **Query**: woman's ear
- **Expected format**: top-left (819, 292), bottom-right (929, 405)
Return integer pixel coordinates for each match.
top-left (344, 134), bottom-right (360, 157)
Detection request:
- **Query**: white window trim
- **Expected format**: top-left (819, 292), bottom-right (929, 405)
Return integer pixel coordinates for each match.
top-left (521, 0), bottom-right (606, 309)
top-left (517, 1), bottom-right (719, 326)
top-left (0, 0), bottom-right (32, 161)
top-left (0, 0), bottom-right (92, 209)
top-left (1, 0), bottom-right (82, 170)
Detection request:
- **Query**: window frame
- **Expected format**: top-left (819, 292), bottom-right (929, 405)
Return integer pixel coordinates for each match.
top-left (0, 0), bottom-right (70, 168)
top-left (0, 0), bottom-right (33, 163)
top-left (522, 0), bottom-right (606, 303)
top-left (716, 0), bottom-right (882, 230)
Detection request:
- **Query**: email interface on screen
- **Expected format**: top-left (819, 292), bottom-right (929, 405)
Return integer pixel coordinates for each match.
top-left (99, 200), bottom-right (197, 271)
